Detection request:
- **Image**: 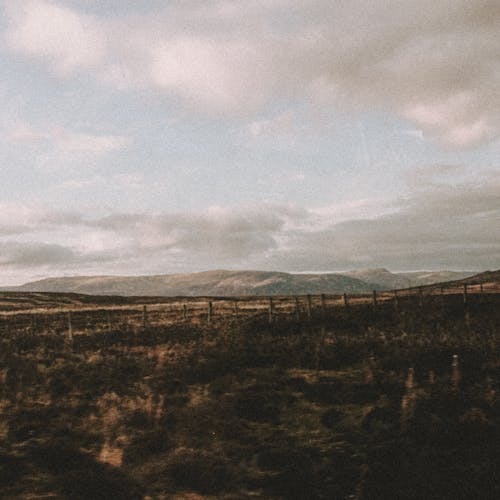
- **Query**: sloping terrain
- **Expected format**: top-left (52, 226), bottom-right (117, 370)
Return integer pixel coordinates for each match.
top-left (2, 268), bottom-right (478, 297)
top-left (460, 269), bottom-right (500, 286)
top-left (3, 270), bottom-right (384, 297)
top-left (419, 269), bottom-right (500, 293)
top-left (343, 268), bottom-right (475, 289)
top-left (399, 269), bottom-right (500, 290)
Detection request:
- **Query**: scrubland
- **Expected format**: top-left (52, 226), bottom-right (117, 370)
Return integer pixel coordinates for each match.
top-left (1, 292), bottom-right (499, 499)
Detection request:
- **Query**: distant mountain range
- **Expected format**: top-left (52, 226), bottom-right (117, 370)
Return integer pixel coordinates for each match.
top-left (1, 269), bottom-right (477, 297)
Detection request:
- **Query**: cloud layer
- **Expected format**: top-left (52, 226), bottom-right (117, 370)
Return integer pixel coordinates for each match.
top-left (1, 170), bottom-right (499, 283)
top-left (3, 0), bottom-right (500, 147)
top-left (8, 122), bottom-right (128, 154)
top-left (2, 2), bottom-right (499, 284)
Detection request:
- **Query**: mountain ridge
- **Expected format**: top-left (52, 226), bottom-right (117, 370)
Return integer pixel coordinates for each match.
top-left (0, 269), bottom-right (478, 297)
top-left (2, 270), bottom-right (382, 296)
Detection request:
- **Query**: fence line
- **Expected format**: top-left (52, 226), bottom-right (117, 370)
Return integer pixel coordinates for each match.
top-left (0, 284), bottom-right (498, 338)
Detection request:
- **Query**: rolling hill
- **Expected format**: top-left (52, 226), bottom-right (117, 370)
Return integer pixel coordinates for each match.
top-left (1, 269), bottom-right (481, 297)
top-left (3, 270), bottom-right (383, 297)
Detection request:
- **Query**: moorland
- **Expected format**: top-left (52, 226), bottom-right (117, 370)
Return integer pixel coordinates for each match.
top-left (1, 271), bottom-right (500, 498)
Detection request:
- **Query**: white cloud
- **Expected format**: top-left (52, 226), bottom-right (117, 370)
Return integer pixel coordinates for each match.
top-left (7, 122), bottom-right (128, 155)
top-left (405, 94), bottom-right (496, 149)
top-left (246, 112), bottom-right (296, 139)
top-left (8, 122), bottom-right (46, 142)
top-left (310, 198), bottom-right (396, 225)
top-left (112, 173), bottom-right (145, 190)
top-left (60, 130), bottom-right (127, 153)
top-left (4, 0), bottom-right (106, 75)
top-left (58, 176), bottom-right (103, 190)
top-left (149, 37), bottom-right (269, 113)
top-left (401, 129), bottom-right (424, 140)
top-left (3, 0), bottom-right (500, 146)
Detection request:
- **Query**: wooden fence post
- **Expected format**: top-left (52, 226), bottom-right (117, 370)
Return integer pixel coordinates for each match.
top-left (320, 294), bottom-right (326, 318)
top-left (401, 367), bottom-right (416, 428)
top-left (268, 297), bottom-right (274, 323)
top-left (67, 311), bottom-right (73, 342)
top-left (123, 310), bottom-right (129, 331)
top-left (294, 296), bottom-right (300, 321)
top-left (142, 305), bottom-right (148, 330)
top-left (480, 283), bottom-right (484, 293)
top-left (463, 284), bottom-right (471, 330)
top-left (315, 326), bottom-right (326, 373)
top-left (372, 290), bottom-right (377, 311)
top-left (207, 301), bottom-right (213, 323)
top-left (183, 304), bottom-right (188, 321)
top-left (233, 300), bottom-right (238, 317)
top-left (306, 294), bottom-right (312, 320)
top-left (120, 310), bottom-right (127, 331)
top-left (343, 293), bottom-right (349, 308)
top-left (451, 354), bottom-right (460, 392)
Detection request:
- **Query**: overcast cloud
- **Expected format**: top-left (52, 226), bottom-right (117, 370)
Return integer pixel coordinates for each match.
top-left (3, 0), bottom-right (500, 147)
top-left (0, 172), bottom-right (498, 282)
top-left (0, 1), bottom-right (499, 283)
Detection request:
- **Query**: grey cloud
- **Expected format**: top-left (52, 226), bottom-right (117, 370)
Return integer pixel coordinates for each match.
top-left (1, 175), bottom-right (499, 278)
top-left (405, 164), bottom-right (469, 188)
top-left (404, 182), bottom-right (500, 220)
top-left (37, 211), bottom-right (85, 226)
top-left (0, 204), bottom-right (301, 276)
top-left (0, 240), bottom-right (123, 269)
top-left (0, 209), bottom-right (85, 238)
top-left (0, 241), bottom-right (77, 267)
top-left (4, 0), bottom-right (500, 146)
top-left (264, 176), bottom-right (500, 271)
top-left (91, 206), bottom-right (295, 260)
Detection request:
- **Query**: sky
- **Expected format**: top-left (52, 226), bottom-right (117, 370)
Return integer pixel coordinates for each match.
top-left (0, 0), bottom-right (499, 284)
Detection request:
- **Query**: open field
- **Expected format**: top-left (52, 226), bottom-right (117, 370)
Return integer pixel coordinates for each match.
top-left (1, 284), bottom-right (500, 498)
top-left (0, 276), bottom-right (499, 337)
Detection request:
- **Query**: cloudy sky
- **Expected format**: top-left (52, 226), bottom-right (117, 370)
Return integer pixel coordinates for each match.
top-left (0, 0), bottom-right (499, 284)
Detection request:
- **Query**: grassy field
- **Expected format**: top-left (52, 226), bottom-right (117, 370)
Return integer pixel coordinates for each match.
top-left (1, 290), bottom-right (500, 498)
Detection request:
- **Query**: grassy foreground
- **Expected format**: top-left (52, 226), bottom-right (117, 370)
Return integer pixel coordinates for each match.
top-left (1, 295), bottom-right (500, 499)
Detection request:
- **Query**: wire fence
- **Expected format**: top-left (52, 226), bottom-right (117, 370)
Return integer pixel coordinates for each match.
top-left (0, 280), bottom-right (498, 338)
